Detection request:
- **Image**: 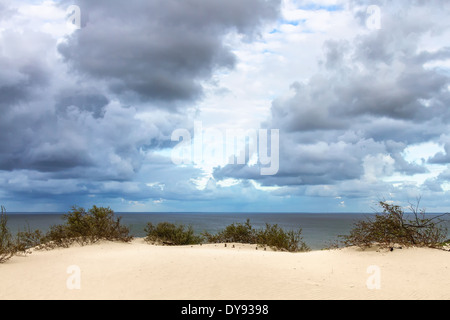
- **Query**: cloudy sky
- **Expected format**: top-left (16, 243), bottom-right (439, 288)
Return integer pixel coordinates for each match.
top-left (1, 0), bottom-right (450, 213)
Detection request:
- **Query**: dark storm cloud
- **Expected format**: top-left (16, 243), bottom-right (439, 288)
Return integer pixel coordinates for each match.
top-left (214, 134), bottom-right (382, 186)
top-left (55, 89), bottom-right (110, 119)
top-left (58, 0), bottom-right (281, 104)
top-left (0, 0), bottom-right (283, 207)
top-left (429, 143), bottom-right (450, 164)
top-left (214, 1), bottom-right (450, 191)
top-left (269, 33), bottom-right (450, 134)
top-left (0, 30), bottom-right (53, 106)
top-left (0, 26), bottom-right (59, 172)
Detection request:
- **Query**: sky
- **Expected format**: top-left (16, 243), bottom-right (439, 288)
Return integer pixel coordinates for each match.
top-left (1, 0), bottom-right (450, 213)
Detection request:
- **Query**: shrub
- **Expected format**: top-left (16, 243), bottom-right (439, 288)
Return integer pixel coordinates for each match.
top-left (0, 206), bottom-right (15, 263)
top-left (341, 200), bottom-right (449, 250)
top-left (15, 225), bottom-right (45, 254)
top-left (43, 224), bottom-right (74, 249)
top-left (203, 219), bottom-right (310, 252)
top-left (256, 223), bottom-right (310, 253)
top-left (144, 222), bottom-right (204, 245)
top-left (42, 206), bottom-right (133, 248)
top-left (203, 219), bottom-right (256, 244)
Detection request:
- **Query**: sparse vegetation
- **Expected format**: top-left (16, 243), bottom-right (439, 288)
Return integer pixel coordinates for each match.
top-left (203, 219), bottom-right (310, 252)
top-left (340, 200), bottom-right (449, 250)
top-left (203, 219), bottom-right (256, 244)
top-left (42, 206), bottom-right (133, 248)
top-left (1, 205), bottom-right (134, 261)
top-left (144, 222), bottom-right (203, 245)
top-left (144, 219), bottom-right (309, 252)
top-left (0, 206), bottom-right (14, 263)
top-left (4, 198), bottom-right (447, 264)
top-left (256, 223), bottom-right (310, 252)
top-left (2, 206), bottom-right (311, 264)
top-left (15, 225), bottom-right (45, 254)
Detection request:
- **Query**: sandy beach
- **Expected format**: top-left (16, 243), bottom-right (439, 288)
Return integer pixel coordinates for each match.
top-left (0, 238), bottom-right (449, 300)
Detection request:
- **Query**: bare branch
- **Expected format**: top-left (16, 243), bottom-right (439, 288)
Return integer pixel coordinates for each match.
top-left (340, 200), bottom-right (449, 250)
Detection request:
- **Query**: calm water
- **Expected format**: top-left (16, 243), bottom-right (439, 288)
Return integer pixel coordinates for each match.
top-left (5, 212), bottom-right (449, 250)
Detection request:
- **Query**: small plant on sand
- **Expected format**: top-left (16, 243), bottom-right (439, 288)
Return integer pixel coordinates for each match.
top-left (203, 219), bottom-right (310, 252)
top-left (0, 206), bottom-right (15, 263)
top-left (341, 200), bottom-right (449, 250)
top-left (144, 222), bottom-right (204, 245)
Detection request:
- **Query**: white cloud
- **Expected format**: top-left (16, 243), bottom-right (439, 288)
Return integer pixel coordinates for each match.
top-left (402, 142), bottom-right (444, 165)
top-left (363, 154), bottom-right (395, 183)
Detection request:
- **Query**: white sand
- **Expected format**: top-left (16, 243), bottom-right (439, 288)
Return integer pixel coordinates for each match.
top-left (0, 238), bottom-right (449, 300)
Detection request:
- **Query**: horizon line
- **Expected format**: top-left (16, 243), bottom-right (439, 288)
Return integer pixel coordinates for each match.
top-left (5, 211), bottom-right (448, 215)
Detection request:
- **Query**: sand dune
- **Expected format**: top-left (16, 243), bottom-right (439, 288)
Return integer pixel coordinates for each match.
top-left (0, 238), bottom-right (449, 300)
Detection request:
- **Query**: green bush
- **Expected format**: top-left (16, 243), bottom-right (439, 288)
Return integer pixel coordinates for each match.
top-left (43, 224), bottom-right (74, 249)
top-left (203, 219), bottom-right (256, 244)
top-left (203, 219), bottom-right (310, 252)
top-left (42, 206), bottom-right (133, 248)
top-left (15, 225), bottom-right (45, 253)
top-left (340, 201), bottom-right (449, 250)
top-left (144, 222), bottom-right (204, 245)
top-left (256, 223), bottom-right (310, 253)
top-left (0, 206), bottom-right (15, 263)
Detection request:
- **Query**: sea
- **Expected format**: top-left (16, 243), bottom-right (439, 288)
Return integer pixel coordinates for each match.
top-left (4, 212), bottom-right (450, 250)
